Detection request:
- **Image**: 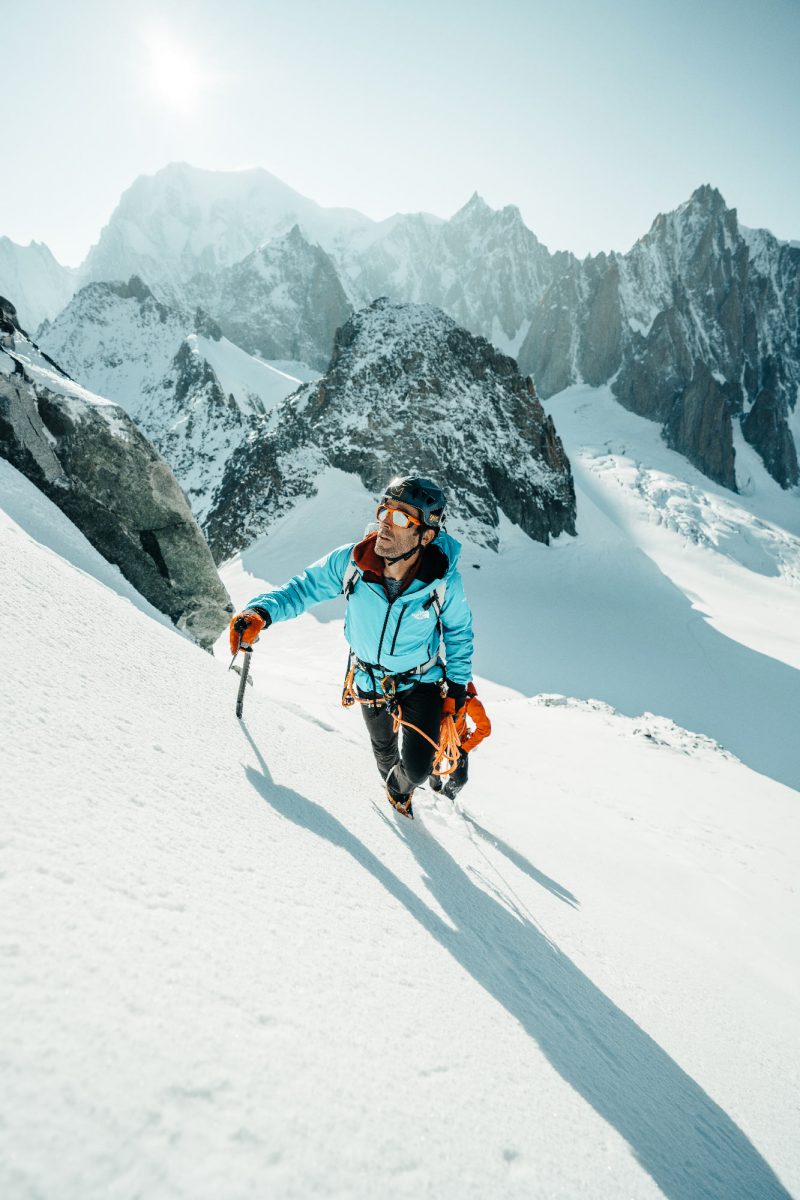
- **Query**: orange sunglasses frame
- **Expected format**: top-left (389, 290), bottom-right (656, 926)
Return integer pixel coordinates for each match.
top-left (375, 504), bottom-right (423, 529)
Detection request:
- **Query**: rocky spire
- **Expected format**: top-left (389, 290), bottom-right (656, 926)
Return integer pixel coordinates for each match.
top-left (205, 299), bottom-right (576, 560)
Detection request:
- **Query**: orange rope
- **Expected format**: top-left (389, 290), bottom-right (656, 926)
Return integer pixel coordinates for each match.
top-left (341, 665), bottom-right (462, 777)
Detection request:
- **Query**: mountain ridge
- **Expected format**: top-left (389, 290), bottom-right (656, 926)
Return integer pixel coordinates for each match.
top-left (6, 165), bottom-right (799, 497)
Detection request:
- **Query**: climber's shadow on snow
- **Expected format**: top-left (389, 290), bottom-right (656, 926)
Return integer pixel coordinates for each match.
top-left (459, 811), bottom-right (579, 908)
top-left (243, 733), bottom-right (789, 1200)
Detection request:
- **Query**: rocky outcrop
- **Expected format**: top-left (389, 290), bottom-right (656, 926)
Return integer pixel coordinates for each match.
top-left (0, 295), bottom-right (231, 649)
top-left (187, 226), bottom-right (352, 370)
top-left (519, 186), bottom-right (800, 491)
top-left (205, 299), bottom-right (576, 561)
top-left (741, 357), bottom-right (799, 488)
top-left (664, 362), bottom-right (736, 489)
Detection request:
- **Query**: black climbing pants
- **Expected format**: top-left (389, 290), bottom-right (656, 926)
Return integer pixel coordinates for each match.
top-left (360, 682), bottom-right (444, 795)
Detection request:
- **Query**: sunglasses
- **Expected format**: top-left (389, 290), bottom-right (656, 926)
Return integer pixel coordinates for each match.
top-left (376, 504), bottom-right (423, 529)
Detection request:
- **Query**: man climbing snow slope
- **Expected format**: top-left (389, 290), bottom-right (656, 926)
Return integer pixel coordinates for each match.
top-left (229, 476), bottom-right (474, 818)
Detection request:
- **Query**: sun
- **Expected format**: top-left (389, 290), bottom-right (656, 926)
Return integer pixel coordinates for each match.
top-left (141, 23), bottom-right (213, 114)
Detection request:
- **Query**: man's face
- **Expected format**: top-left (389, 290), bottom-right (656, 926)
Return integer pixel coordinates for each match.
top-left (374, 501), bottom-right (435, 559)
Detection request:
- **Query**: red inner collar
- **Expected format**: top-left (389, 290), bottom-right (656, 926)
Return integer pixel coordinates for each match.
top-left (353, 531), bottom-right (423, 593)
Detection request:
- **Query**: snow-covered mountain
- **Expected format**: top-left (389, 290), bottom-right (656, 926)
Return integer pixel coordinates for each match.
top-left (205, 299), bottom-right (576, 561)
top-left (38, 276), bottom-right (190, 417)
top-left (341, 194), bottom-right (557, 356)
top-left (187, 225), bottom-right (352, 371)
top-left (2, 397), bottom-right (798, 1196)
top-left (518, 185), bottom-right (800, 492)
top-left (0, 236), bottom-right (77, 333)
top-left (77, 165), bottom-right (555, 360)
top-left (37, 276), bottom-right (309, 520)
top-left (0, 293), bottom-right (230, 647)
top-left (79, 162), bottom-right (378, 302)
top-left (69, 164), bottom-right (800, 500)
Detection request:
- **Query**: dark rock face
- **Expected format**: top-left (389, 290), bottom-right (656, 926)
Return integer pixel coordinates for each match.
top-left (205, 299), bottom-right (576, 561)
top-left (0, 295), bottom-right (232, 649)
top-left (664, 362), bottom-right (736, 489)
top-left (741, 359), bottom-right (799, 488)
top-left (188, 226), bottom-right (352, 370)
top-left (519, 186), bottom-right (800, 491)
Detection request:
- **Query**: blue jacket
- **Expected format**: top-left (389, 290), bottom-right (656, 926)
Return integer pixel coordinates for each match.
top-left (247, 530), bottom-right (474, 694)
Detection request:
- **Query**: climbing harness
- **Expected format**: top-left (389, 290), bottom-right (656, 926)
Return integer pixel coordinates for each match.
top-left (340, 659), bottom-right (462, 778)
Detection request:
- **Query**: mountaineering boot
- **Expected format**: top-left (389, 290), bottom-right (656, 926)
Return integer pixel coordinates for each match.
top-left (386, 765), bottom-right (415, 819)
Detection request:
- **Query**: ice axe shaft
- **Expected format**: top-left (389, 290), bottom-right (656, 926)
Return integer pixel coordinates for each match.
top-left (230, 614), bottom-right (257, 720)
top-left (235, 646), bottom-right (253, 719)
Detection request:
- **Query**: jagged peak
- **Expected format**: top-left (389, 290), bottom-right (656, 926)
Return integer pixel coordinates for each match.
top-left (636, 184), bottom-right (734, 251)
top-left (683, 183), bottom-right (728, 215)
top-left (254, 224), bottom-right (317, 259)
top-left (451, 191), bottom-right (493, 222)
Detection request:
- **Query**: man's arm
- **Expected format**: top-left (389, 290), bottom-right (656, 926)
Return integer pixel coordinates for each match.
top-left (246, 544), bottom-right (354, 624)
top-left (439, 570), bottom-right (474, 686)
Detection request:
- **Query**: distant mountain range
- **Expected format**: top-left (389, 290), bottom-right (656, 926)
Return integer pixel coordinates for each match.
top-left (2, 162), bottom-right (798, 500)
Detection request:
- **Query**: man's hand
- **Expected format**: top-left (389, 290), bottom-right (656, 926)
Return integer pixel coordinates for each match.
top-left (445, 679), bottom-right (467, 710)
top-left (229, 608), bottom-right (270, 656)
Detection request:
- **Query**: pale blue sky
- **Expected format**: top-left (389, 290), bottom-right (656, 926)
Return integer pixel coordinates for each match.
top-left (3, 0), bottom-right (799, 265)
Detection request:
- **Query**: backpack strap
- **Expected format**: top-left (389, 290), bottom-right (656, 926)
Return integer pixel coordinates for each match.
top-left (423, 579), bottom-right (447, 635)
top-left (342, 554), bottom-right (360, 600)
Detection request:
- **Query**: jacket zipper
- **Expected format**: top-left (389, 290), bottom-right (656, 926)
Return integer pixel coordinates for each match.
top-left (376, 596), bottom-right (395, 664)
top-left (389, 605), bottom-right (406, 655)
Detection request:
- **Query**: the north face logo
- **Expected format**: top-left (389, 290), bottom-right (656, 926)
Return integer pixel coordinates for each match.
top-left (411, 610), bottom-right (431, 620)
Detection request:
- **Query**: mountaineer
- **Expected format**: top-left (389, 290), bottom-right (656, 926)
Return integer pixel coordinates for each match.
top-left (229, 476), bottom-right (474, 817)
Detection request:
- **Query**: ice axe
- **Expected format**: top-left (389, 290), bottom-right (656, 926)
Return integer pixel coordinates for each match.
top-left (230, 616), bottom-right (256, 720)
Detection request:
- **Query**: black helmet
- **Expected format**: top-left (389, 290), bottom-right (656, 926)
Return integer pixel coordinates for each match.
top-left (382, 475), bottom-right (447, 529)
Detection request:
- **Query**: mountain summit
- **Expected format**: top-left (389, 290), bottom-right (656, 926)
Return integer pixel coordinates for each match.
top-left (518, 186), bottom-right (800, 490)
top-left (205, 299), bottom-right (576, 560)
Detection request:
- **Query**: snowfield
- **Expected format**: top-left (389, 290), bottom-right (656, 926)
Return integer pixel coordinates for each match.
top-left (2, 421), bottom-right (799, 1197)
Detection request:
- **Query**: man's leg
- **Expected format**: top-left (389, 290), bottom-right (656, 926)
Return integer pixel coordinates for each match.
top-left (390, 683), bottom-right (444, 795)
top-left (360, 702), bottom-right (400, 781)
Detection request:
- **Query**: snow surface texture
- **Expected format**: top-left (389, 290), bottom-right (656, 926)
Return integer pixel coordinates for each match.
top-left (2, 456), bottom-right (798, 1199)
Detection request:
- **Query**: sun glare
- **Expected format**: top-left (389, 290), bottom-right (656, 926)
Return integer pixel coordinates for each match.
top-left (141, 24), bottom-right (214, 114)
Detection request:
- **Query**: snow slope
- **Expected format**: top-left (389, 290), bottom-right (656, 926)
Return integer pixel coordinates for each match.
top-left (225, 381), bottom-right (800, 792)
top-left (2, 457), bottom-right (798, 1199)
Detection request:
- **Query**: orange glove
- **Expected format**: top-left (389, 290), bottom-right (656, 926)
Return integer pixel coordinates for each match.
top-left (456, 687), bottom-right (492, 753)
top-left (229, 609), bottom-right (267, 656)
